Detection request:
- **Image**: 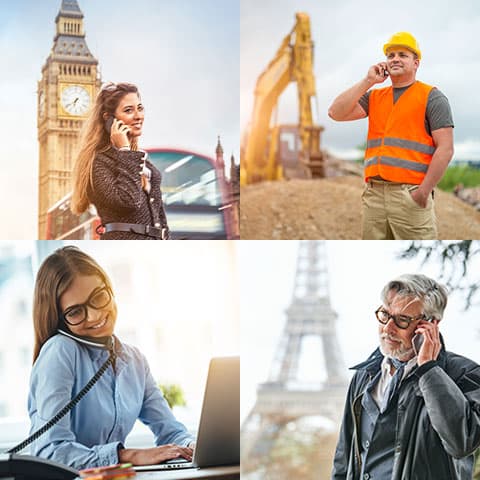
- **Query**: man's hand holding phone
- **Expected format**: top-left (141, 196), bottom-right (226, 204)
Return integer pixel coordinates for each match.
top-left (414, 318), bottom-right (441, 366)
top-left (109, 118), bottom-right (131, 150)
top-left (366, 62), bottom-right (389, 86)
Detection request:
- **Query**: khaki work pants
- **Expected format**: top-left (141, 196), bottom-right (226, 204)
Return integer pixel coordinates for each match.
top-left (361, 180), bottom-right (437, 240)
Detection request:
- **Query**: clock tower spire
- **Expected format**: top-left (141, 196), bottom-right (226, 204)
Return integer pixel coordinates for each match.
top-left (37, 0), bottom-right (101, 238)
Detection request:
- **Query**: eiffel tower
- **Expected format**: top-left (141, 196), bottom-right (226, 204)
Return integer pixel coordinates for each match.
top-left (242, 240), bottom-right (348, 463)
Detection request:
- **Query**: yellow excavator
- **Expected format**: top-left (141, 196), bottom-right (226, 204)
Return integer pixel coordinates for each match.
top-left (240, 12), bottom-right (325, 185)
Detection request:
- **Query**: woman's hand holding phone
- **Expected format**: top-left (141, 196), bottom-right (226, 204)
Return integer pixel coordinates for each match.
top-left (109, 118), bottom-right (131, 150)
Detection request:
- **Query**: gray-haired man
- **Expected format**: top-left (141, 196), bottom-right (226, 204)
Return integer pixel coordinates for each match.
top-left (332, 274), bottom-right (480, 480)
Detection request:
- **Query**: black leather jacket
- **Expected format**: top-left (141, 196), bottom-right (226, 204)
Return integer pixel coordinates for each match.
top-left (332, 345), bottom-right (480, 480)
top-left (88, 147), bottom-right (169, 240)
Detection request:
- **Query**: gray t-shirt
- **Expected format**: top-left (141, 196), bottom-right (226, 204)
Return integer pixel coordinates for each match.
top-left (358, 84), bottom-right (454, 135)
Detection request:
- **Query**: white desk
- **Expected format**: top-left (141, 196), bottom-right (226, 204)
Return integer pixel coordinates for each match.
top-left (135, 465), bottom-right (239, 480)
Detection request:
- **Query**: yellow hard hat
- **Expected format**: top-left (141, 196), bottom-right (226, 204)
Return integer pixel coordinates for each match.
top-left (383, 32), bottom-right (421, 59)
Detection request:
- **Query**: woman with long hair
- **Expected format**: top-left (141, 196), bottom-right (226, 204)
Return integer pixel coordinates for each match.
top-left (71, 82), bottom-right (169, 240)
top-left (28, 246), bottom-right (194, 469)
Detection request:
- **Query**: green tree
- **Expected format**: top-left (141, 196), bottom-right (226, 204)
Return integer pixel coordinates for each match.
top-left (353, 142), bottom-right (367, 163)
top-left (158, 383), bottom-right (187, 409)
top-left (399, 240), bottom-right (480, 309)
top-left (242, 422), bottom-right (338, 480)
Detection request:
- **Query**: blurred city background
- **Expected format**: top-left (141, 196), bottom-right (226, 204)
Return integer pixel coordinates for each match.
top-left (240, 240), bottom-right (480, 479)
top-left (0, 0), bottom-right (239, 239)
top-left (0, 240), bottom-right (239, 451)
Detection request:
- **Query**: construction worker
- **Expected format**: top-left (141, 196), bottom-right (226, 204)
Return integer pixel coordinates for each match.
top-left (328, 32), bottom-right (454, 240)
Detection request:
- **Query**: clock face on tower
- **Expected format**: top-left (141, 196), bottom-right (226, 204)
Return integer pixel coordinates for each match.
top-left (60, 85), bottom-right (91, 116)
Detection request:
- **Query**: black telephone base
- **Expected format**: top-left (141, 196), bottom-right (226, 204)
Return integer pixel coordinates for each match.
top-left (0, 453), bottom-right (79, 480)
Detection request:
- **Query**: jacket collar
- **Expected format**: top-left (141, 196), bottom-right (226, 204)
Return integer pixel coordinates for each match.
top-left (350, 347), bottom-right (384, 375)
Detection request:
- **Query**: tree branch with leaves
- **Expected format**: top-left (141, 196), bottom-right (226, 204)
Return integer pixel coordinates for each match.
top-left (398, 240), bottom-right (480, 309)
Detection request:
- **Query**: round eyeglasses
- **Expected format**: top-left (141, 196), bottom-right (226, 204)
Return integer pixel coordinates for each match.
top-left (375, 306), bottom-right (425, 330)
top-left (62, 286), bottom-right (112, 326)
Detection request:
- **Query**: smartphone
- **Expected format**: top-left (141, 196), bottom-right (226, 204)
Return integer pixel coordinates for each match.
top-left (412, 317), bottom-right (434, 355)
top-left (104, 116), bottom-right (115, 134)
top-left (105, 117), bottom-right (131, 139)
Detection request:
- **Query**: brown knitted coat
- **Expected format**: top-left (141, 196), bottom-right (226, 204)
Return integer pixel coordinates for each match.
top-left (88, 147), bottom-right (169, 240)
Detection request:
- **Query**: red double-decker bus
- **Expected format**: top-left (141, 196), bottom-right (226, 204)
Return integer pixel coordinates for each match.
top-left (46, 148), bottom-right (237, 240)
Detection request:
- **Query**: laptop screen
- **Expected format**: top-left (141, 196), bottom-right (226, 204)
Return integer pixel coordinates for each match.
top-left (194, 356), bottom-right (240, 467)
top-left (134, 356), bottom-right (239, 472)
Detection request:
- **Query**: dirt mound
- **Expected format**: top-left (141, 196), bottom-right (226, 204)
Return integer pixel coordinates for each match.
top-left (240, 176), bottom-right (480, 239)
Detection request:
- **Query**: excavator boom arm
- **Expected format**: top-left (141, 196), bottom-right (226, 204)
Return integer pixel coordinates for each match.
top-left (242, 13), bottom-right (320, 184)
top-left (243, 33), bottom-right (293, 183)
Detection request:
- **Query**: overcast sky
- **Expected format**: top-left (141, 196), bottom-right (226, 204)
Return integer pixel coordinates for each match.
top-left (241, 0), bottom-right (480, 161)
top-left (240, 240), bottom-right (480, 421)
top-left (0, 0), bottom-right (239, 239)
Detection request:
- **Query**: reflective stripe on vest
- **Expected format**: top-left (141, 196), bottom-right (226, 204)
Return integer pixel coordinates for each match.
top-left (366, 137), bottom-right (435, 155)
top-left (364, 81), bottom-right (435, 184)
top-left (365, 156), bottom-right (429, 173)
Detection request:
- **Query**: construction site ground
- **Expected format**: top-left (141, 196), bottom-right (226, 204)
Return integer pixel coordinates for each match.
top-left (240, 176), bottom-right (480, 239)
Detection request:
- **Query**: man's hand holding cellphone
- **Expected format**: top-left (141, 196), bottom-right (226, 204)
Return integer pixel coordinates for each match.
top-left (414, 318), bottom-right (441, 365)
top-left (367, 62), bottom-right (389, 86)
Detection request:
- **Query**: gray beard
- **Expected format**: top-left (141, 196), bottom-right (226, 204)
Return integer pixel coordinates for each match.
top-left (379, 339), bottom-right (415, 361)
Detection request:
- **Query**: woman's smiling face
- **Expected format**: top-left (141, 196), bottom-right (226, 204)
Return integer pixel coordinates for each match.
top-left (59, 274), bottom-right (117, 337)
top-left (114, 92), bottom-right (144, 138)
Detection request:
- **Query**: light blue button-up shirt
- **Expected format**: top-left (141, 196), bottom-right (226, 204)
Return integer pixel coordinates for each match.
top-left (28, 334), bottom-right (194, 469)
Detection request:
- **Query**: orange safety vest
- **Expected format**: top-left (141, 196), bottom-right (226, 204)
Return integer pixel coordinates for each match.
top-left (364, 81), bottom-right (436, 184)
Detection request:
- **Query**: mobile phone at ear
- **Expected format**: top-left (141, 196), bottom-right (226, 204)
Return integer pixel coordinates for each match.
top-left (412, 317), bottom-right (434, 355)
top-left (105, 116), bottom-right (115, 134)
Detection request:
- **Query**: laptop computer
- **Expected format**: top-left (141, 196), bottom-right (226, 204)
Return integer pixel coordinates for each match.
top-left (134, 356), bottom-right (239, 471)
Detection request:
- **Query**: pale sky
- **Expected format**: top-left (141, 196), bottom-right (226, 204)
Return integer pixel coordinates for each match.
top-left (241, 0), bottom-right (480, 161)
top-left (240, 240), bottom-right (480, 422)
top-left (0, 0), bottom-right (239, 239)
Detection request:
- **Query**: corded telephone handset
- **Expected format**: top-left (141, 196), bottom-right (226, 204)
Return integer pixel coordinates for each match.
top-left (0, 330), bottom-right (116, 480)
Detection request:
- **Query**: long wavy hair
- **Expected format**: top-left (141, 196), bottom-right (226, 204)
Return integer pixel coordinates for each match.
top-left (32, 246), bottom-right (113, 363)
top-left (71, 82), bottom-right (141, 214)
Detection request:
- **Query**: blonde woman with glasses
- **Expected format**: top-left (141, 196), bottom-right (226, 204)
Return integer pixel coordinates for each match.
top-left (71, 82), bottom-right (169, 239)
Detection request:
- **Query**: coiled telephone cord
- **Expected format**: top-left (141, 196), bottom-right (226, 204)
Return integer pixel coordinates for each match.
top-left (6, 350), bottom-right (115, 454)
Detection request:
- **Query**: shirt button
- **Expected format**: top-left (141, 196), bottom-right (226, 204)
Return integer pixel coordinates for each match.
top-left (154, 223), bottom-right (160, 227)
top-left (363, 474), bottom-right (370, 480)
top-left (150, 198), bottom-right (154, 203)
top-left (365, 440), bottom-right (370, 448)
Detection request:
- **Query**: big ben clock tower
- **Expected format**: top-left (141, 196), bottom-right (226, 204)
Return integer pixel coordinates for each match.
top-left (37, 0), bottom-right (100, 238)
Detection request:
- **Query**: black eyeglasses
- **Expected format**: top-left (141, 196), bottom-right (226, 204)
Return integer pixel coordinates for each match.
top-left (62, 286), bottom-right (113, 326)
top-left (375, 306), bottom-right (425, 330)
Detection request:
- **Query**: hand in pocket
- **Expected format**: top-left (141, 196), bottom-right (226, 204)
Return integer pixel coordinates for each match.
top-left (409, 187), bottom-right (429, 208)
